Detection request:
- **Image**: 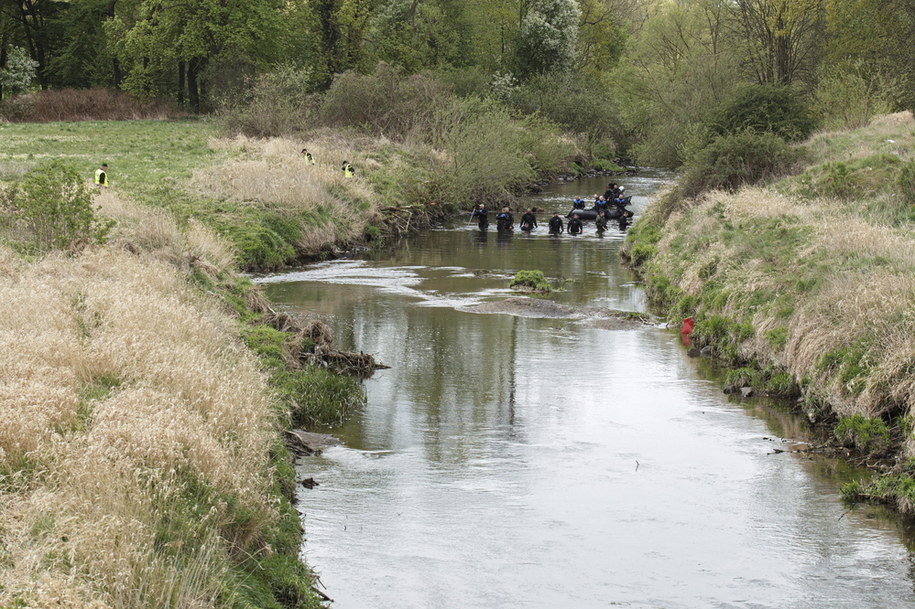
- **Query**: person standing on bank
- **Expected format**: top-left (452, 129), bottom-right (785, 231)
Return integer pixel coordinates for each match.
top-left (94, 163), bottom-right (109, 188)
top-left (471, 204), bottom-right (489, 230)
top-left (302, 149), bottom-right (315, 165)
top-left (520, 208), bottom-right (538, 232)
top-left (342, 161), bottom-right (354, 177)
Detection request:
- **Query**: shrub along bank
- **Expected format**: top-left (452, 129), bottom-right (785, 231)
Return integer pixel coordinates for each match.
top-left (0, 175), bottom-right (362, 606)
top-left (623, 112), bottom-right (915, 515)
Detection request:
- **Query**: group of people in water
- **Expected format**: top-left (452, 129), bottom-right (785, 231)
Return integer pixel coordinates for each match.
top-left (470, 182), bottom-right (634, 236)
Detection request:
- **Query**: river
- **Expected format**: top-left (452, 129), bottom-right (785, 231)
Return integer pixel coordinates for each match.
top-left (257, 174), bottom-right (915, 609)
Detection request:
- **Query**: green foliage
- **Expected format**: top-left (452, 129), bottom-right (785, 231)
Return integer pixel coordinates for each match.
top-left (218, 63), bottom-right (319, 137)
top-left (0, 47), bottom-right (38, 98)
top-left (899, 160), bottom-right (915, 208)
top-left (813, 62), bottom-right (899, 130)
top-left (710, 84), bottom-right (817, 142)
top-left (509, 270), bottom-right (552, 292)
top-left (817, 345), bottom-right (870, 396)
top-left (679, 131), bottom-right (803, 197)
top-left (242, 324), bottom-right (366, 429)
top-left (514, 0), bottom-right (581, 78)
top-left (320, 63), bottom-right (452, 140)
top-left (834, 414), bottom-right (890, 455)
top-left (764, 327), bottom-right (789, 351)
top-left (1, 159), bottom-right (112, 253)
top-left (691, 316), bottom-right (754, 366)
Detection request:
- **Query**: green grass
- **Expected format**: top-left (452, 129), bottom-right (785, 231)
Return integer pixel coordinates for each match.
top-left (509, 270), bottom-right (553, 293)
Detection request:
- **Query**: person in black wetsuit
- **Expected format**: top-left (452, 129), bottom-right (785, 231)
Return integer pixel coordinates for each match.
top-left (604, 182), bottom-right (621, 200)
top-left (573, 196), bottom-right (586, 210)
top-left (519, 208), bottom-right (537, 232)
top-left (548, 212), bottom-right (564, 235)
top-left (595, 210), bottom-right (608, 235)
top-left (471, 204), bottom-right (489, 230)
top-left (567, 213), bottom-right (583, 235)
top-left (618, 209), bottom-right (631, 231)
top-left (496, 206), bottom-right (514, 233)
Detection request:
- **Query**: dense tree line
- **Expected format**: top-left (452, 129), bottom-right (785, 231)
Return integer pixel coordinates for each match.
top-left (1, 0), bottom-right (914, 167)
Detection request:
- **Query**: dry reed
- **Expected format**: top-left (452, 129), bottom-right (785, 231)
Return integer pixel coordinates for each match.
top-left (0, 245), bottom-right (277, 607)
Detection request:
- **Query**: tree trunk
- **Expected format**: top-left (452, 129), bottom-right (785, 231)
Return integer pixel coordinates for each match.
top-left (187, 59), bottom-right (199, 110)
top-left (177, 60), bottom-right (185, 105)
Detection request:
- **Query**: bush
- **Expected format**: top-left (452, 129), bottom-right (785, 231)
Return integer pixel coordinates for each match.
top-left (679, 131), bottom-right (803, 197)
top-left (217, 63), bottom-right (319, 137)
top-left (0, 88), bottom-right (180, 122)
top-left (710, 84), bottom-right (817, 142)
top-left (320, 63), bottom-right (453, 141)
top-left (1, 159), bottom-right (112, 252)
top-left (813, 62), bottom-right (899, 130)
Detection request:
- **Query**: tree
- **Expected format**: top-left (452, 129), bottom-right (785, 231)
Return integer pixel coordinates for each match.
top-left (514, 0), bottom-right (580, 77)
top-left (729, 0), bottom-right (824, 86)
top-left (0, 44), bottom-right (36, 97)
top-left (110, 0), bottom-right (285, 108)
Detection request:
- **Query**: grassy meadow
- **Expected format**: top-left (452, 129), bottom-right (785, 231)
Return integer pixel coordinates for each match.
top-left (0, 120), bottom-right (388, 271)
top-left (624, 112), bottom-right (915, 513)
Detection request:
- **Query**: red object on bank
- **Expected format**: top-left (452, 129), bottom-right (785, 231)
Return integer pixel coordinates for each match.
top-left (681, 317), bottom-right (694, 346)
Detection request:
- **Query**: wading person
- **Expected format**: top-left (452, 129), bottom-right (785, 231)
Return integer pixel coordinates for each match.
top-left (573, 196), bottom-right (586, 210)
top-left (519, 208), bottom-right (538, 232)
top-left (618, 210), bottom-right (631, 231)
top-left (568, 213), bottom-right (583, 236)
top-left (595, 210), bottom-right (608, 235)
top-left (471, 204), bottom-right (489, 230)
top-left (496, 207), bottom-right (514, 233)
top-left (94, 163), bottom-right (109, 188)
top-left (301, 148), bottom-right (315, 165)
top-left (548, 212), bottom-right (564, 235)
top-left (342, 160), bottom-right (354, 178)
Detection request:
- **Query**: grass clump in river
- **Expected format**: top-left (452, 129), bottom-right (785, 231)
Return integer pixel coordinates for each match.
top-left (623, 112), bottom-right (915, 505)
top-left (510, 270), bottom-right (553, 293)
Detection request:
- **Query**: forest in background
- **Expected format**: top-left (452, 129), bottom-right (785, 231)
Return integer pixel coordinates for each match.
top-left (2, 0), bottom-right (915, 169)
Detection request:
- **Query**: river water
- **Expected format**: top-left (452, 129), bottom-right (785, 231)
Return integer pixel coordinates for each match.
top-left (257, 175), bottom-right (915, 609)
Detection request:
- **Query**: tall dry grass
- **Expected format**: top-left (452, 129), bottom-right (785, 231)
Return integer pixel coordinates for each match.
top-left (193, 135), bottom-right (378, 250)
top-left (647, 172), bottom-right (915, 442)
top-left (0, 245), bottom-right (277, 607)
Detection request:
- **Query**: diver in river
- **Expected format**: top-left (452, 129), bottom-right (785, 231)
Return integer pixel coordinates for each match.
top-left (573, 196), bottom-right (586, 210)
top-left (618, 210), bottom-right (631, 231)
top-left (471, 204), bottom-right (489, 230)
top-left (520, 208), bottom-right (538, 232)
top-left (567, 213), bottom-right (583, 236)
top-left (496, 207), bottom-right (514, 233)
top-left (595, 210), bottom-right (608, 236)
top-left (604, 182), bottom-right (621, 200)
top-left (548, 212), bottom-right (564, 235)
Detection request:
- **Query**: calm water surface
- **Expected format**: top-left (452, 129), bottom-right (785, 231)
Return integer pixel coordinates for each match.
top-left (258, 175), bottom-right (915, 609)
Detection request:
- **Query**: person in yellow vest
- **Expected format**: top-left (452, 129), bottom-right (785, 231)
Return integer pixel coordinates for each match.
top-left (94, 163), bottom-right (109, 188)
top-left (342, 160), bottom-right (354, 178)
top-left (301, 148), bottom-right (315, 165)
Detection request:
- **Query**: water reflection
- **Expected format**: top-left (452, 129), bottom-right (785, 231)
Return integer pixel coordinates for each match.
top-left (259, 173), bottom-right (915, 609)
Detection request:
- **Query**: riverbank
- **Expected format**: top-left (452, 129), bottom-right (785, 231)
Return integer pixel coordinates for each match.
top-left (0, 186), bottom-right (361, 606)
top-left (622, 112), bottom-right (915, 514)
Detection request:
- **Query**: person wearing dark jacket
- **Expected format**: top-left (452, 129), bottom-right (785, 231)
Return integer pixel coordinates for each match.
top-left (567, 214), bottom-right (583, 235)
top-left (471, 204), bottom-right (489, 230)
top-left (496, 207), bottom-right (514, 233)
top-left (595, 210), bottom-right (608, 235)
top-left (548, 213), bottom-right (564, 235)
top-left (519, 209), bottom-right (537, 232)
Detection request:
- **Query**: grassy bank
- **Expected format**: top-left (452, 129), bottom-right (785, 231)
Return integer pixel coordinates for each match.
top-left (623, 112), bottom-right (915, 514)
top-left (0, 184), bottom-right (370, 606)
